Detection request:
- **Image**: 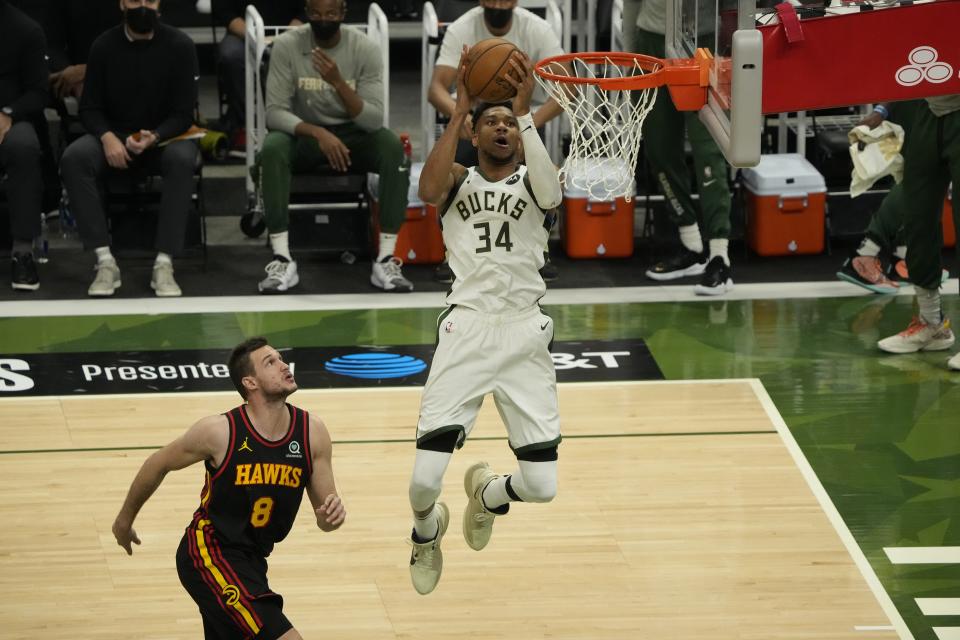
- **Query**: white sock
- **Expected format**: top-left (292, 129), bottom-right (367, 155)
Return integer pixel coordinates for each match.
top-left (154, 252), bottom-right (172, 266)
top-left (481, 476), bottom-right (512, 511)
top-left (378, 232), bottom-right (398, 262)
top-left (413, 504), bottom-right (439, 541)
top-left (94, 246), bottom-right (115, 265)
top-left (857, 238), bottom-right (882, 258)
top-left (678, 224), bottom-right (703, 254)
top-left (708, 238), bottom-right (730, 266)
top-left (269, 232), bottom-right (292, 261)
top-left (895, 245), bottom-right (907, 260)
top-left (916, 287), bottom-right (943, 326)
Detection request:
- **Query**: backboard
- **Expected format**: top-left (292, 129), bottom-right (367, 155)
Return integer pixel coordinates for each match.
top-left (666, 0), bottom-right (763, 167)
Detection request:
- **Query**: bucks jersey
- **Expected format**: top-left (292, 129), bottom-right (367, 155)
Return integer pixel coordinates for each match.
top-left (441, 165), bottom-right (554, 314)
top-left (186, 404), bottom-right (312, 557)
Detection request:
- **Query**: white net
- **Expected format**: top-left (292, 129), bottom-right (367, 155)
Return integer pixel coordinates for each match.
top-left (536, 55), bottom-right (660, 201)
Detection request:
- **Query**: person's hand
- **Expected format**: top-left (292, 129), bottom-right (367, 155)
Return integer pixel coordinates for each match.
top-left (315, 494), bottom-right (346, 530)
top-left (504, 51), bottom-right (534, 117)
top-left (112, 517), bottom-right (141, 555)
top-left (858, 111), bottom-right (885, 130)
top-left (53, 64), bottom-right (86, 99)
top-left (102, 132), bottom-right (131, 169)
top-left (126, 129), bottom-right (158, 156)
top-left (0, 112), bottom-right (11, 145)
top-left (311, 49), bottom-right (344, 87)
top-left (453, 46), bottom-right (475, 139)
top-left (312, 126), bottom-right (351, 172)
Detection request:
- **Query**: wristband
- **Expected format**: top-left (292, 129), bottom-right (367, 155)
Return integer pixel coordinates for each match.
top-left (517, 112), bottom-right (535, 133)
top-left (872, 104), bottom-right (889, 119)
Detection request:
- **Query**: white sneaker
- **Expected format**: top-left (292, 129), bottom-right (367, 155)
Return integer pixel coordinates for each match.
top-left (409, 502), bottom-right (449, 595)
top-left (151, 262), bottom-right (182, 297)
top-left (462, 461), bottom-right (501, 551)
top-left (88, 260), bottom-right (121, 297)
top-left (948, 352), bottom-right (960, 371)
top-left (258, 258), bottom-right (299, 293)
top-left (878, 317), bottom-right (955, 354)
top-left (371, 256), bottom-right (413, 292)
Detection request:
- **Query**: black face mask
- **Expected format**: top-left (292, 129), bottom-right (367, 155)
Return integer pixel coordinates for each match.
top-left (483, 7), bottom-right (512, 29)
top-left (125, 7), bottom-right (159, 34)
top-left (310, 20), bottom-right (341, 41)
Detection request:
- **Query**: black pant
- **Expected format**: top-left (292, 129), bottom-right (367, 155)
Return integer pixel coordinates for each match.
top-left (60, 134), bottom-right (197, 255)
top-left (218, 34), bottom-right (246, 131)
top-left (0, 121), bottom-right (43, 244)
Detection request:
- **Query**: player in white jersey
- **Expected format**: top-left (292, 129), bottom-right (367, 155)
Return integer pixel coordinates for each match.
top-left (405, 46), bottom-right (563, 595)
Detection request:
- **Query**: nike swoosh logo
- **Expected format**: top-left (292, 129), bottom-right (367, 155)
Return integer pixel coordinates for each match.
top-left (702, 179), bottom-right (716, 187)
top-left (540, 322), bottom-right (549, 330)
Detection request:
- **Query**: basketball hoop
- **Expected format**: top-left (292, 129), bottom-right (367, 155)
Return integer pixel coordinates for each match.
top-left (535, 50), bottom-right (711, 201)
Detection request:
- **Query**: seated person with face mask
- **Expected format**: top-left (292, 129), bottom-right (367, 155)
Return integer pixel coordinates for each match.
top-left (60, 0), bottom-right (200, 298)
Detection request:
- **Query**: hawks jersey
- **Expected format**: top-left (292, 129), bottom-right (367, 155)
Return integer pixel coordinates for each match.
top-left (441, 165), bottom-right (554, 314)
top-left (186, 404), bottom-right (312, 557)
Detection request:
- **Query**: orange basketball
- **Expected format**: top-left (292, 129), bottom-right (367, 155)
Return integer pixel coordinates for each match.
top-left (464, 38), bottom-right (521, 102)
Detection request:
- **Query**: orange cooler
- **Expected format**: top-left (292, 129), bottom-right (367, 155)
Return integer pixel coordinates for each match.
top-left (743, 154), bottom-right (826, 256)
top-left (369, 161), bottom-right (445, 264)
top-left (561, 159), bottom-right (635, 259)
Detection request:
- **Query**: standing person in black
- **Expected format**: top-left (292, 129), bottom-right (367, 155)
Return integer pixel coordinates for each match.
top-left (60, 0), bottom-right (199, 298)
top-left (112, 337), bottom-right (346, 640)
top-left (45, 0), bottom-right (123, 100)
top-left (213, 0), bottom-right (305, 139)
top-left (0, 0), bottom-right (48, 291)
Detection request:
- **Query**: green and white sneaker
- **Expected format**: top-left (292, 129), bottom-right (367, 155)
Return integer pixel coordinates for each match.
top-left (409, 502), bottom-right (449, 595)
top-left (948, 351), bottom-right (960, 371)
top-left (462, 461), bottom-right (502, 551)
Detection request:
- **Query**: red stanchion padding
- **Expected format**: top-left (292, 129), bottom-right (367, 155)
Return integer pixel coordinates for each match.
top-left (759, 0), bottom-right (960, 114)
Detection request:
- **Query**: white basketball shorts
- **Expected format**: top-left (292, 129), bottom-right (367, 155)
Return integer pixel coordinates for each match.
top-left (417, 305), bottom-right (561, 456)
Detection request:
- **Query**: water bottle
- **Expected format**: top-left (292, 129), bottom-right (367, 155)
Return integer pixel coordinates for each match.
top-left (400, 133), bottom-right (412, 171)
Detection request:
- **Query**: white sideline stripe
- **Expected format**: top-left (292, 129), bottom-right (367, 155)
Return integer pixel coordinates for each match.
top-left (749, 379), bottom-right (913, 640)
top-left (884, 547), bottom-right (960, 564)
top-left (934, 629), bottom-right (960, 640)
top-left (855, 626), bottom-right (897, 632)
top-left (0, 377), bottom-right (757, 402)
top-left (917, 599), bottom-right (960, 616)
top-left (3, 280), bottom-right (953, 318)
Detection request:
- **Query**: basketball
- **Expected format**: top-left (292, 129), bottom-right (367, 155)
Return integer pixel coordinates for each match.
top-left (464, 38), bottom-right (522, 102)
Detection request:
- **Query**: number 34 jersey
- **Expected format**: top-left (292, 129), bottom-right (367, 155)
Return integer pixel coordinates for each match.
top-left (441, 165), bottom-right (555, 314)
top-left (187, 404), bottom-right (312, 557)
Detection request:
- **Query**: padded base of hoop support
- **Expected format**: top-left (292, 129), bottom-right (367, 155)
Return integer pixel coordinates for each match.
top-left (759, 0), bottom-right (960, 114)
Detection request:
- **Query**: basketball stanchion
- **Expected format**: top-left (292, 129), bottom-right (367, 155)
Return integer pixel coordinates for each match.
top-left (534, 50), bottom-right (711, 201)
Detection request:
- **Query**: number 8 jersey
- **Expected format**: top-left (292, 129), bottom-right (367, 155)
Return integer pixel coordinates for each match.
top-left (187, 404), bottom-right (312, 557)
top-left (440, 165), bottom-right (556, 314)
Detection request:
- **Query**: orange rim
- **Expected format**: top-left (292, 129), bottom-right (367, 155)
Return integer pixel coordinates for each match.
top-left (534, 52), bottom-right (667, 90)
top-left (535, 49), bottom-right (712, 96)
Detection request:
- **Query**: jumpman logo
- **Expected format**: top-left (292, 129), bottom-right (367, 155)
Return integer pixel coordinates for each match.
top-left (239, 437), bottom-right (253, 453)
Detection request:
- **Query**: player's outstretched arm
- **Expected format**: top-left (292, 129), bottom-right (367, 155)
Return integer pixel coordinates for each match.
top-left (306, 415), bottom-right (346, 532)
top-left (111, 414), bottom-right (228, 555)
top-left (506, 53), bottom-right (562, 209)
top-left (420, 46), bottom-right (471, 206)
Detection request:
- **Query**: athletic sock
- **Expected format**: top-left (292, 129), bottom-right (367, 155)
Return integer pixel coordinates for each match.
top-left (917, 287), bottom-right (943, 326)
top-left (708, 238), bottom-right (730, 266)
top-left (481, 476), bottom-right (513, 512)
top-left (412, 505), bottom-right (439, 542)
top-left (154, 252), bottom-right (172, 266)
top-left (95, 246), bottom-right (115, 265)
top-left (679, 224), bottom-right (704, 254)
top-left (269, 232), bottom-right (292, 262)
top-left (856, 238), bottom-right (882, 258)
top-left (378, 232), bottom-right (398, 262)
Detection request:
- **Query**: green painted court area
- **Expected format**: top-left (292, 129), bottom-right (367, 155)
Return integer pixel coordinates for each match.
top-left (1, 292), bottom-right (958, 640)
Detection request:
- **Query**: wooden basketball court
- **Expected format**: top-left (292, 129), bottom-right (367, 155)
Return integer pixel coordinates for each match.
top-left (0, 380), bottom-right (895, 639)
